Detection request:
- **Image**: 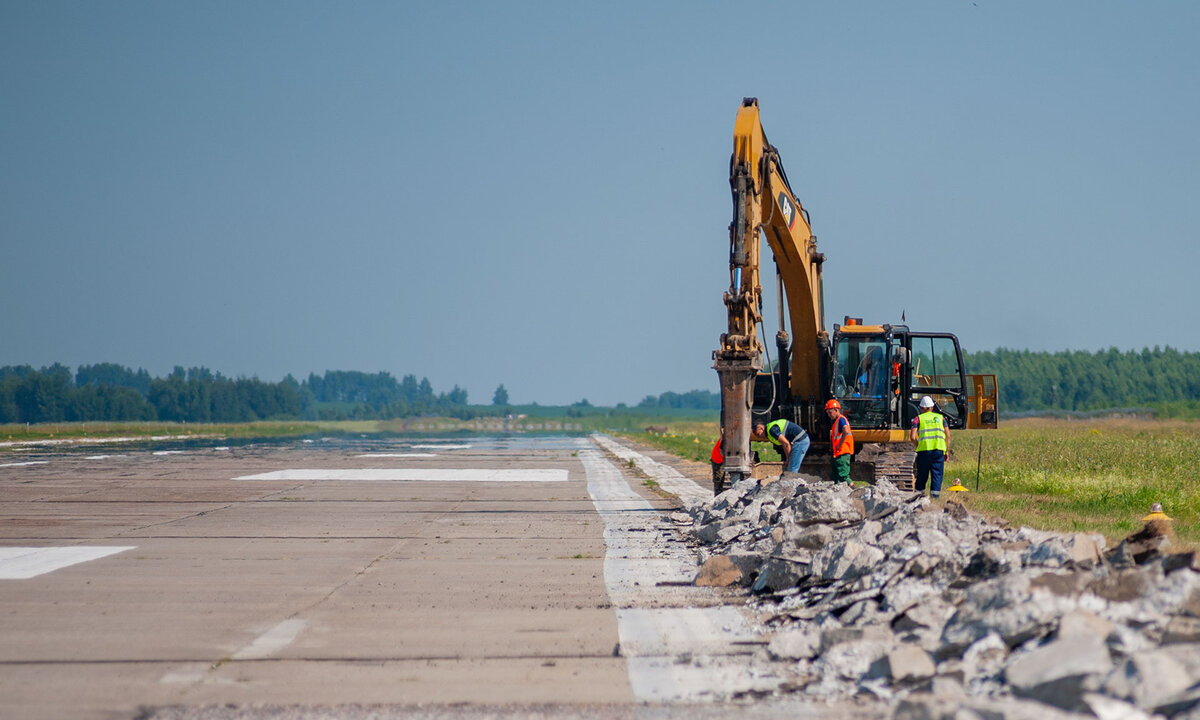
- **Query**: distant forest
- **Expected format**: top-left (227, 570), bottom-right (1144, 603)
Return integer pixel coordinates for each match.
top-left (964, 346), bottom-right (1200, 415)
top-left (0, 364), bottom-right (477, 424)
top-left (2, 346), bottom-right (1199, 424)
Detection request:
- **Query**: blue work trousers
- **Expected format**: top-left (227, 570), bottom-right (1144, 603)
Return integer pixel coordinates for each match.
top-left (786, 433), bottom-right (810, 473)
top-left (915, 449), bottom-right (945, 495)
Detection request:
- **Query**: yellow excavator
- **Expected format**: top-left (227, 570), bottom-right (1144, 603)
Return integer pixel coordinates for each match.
top-left (714, 98), bottom-right (997, 489)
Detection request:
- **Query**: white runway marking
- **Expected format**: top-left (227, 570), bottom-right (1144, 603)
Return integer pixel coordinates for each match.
top-left (0, 461), bottom-right (48, 468)
top-left (581, 437), bottom-right (770, 702)
top-left (410, 443), bottom-right (472, 450)
top-left (234, 468), bottom-right (567, 482)
top-left (591, 434), bottom-right (712, 512)
top-left (232, 618), bottom-right (307, 660)
top-left (0, 546), bottom-right (135, 579)
top-left (354, 453), bottom-right (437, 458)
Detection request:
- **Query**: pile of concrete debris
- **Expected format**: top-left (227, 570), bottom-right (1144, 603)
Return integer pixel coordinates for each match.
top-left (688, 474), bottom-right (1200, 719)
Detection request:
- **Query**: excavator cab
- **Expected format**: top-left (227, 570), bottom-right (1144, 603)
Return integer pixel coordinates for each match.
top-left (832, 326), bottom-right (902, 431)
top-left (831, 323), bottom-right (970, 431)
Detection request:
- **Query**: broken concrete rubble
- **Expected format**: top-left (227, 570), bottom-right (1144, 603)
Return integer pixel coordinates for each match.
top-left (684, 471), bottom-right (1200, 718)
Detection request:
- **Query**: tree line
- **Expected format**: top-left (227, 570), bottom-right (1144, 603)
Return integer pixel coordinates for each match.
top-left (964, 346), bottom-right (1200, 413)
top-left (637, 389), bottom-right (721, 410)
top-left (5, 347), bottom-right (1200, 424)
top-left (0, 364), bottom-right (480, 424)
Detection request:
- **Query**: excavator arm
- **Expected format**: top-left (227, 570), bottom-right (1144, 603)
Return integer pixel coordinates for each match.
top-left (715, 98), bottom-right (827, 483)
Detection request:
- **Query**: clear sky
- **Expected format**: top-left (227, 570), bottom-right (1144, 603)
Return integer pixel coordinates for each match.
top-left (2, 1), bottom-right (1198, 406)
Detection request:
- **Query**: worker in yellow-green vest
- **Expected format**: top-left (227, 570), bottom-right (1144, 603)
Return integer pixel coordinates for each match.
top-left (910, 395), bottom-right (950, 498)
top-left (752, 419), bottom-right (810, 474)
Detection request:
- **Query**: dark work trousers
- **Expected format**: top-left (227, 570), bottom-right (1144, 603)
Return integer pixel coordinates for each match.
top-left (914, 449), bottom-right (945, 495)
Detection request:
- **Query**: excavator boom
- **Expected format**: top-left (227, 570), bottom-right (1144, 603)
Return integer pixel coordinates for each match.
top-left (715, 98), bottom-right (827, 483)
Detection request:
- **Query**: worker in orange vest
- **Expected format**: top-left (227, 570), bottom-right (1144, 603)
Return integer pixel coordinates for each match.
top-left (710, 439), bottom-right (725, 494)
top-left (826, 399), bottom-right (854, 485)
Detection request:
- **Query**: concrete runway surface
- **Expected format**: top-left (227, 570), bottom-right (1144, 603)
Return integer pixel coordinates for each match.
top-left (0, 434), bottom-right (869, 720)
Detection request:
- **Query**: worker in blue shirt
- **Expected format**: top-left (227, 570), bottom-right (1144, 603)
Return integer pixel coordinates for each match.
top-left (752, 419), bottom-right (810, 473)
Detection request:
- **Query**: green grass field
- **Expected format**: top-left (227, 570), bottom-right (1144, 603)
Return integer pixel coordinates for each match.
top-left (947, 418), bottom-right (1199, 548)
top-left (624, 417), bottom-right (1199, 550)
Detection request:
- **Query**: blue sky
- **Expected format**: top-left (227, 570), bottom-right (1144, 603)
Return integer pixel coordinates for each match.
top-left (2, 1), bottom-right (1198, 406)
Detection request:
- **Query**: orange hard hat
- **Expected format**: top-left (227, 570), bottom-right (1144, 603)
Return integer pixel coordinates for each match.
top-left (825, 399), bottom-right (841, 410)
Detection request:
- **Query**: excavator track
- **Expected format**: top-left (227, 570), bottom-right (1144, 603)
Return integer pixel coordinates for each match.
top-left (854, 443), bottom-right (916, 491)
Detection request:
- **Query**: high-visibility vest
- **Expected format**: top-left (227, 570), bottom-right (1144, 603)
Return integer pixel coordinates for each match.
top-left (765, 419), bottom-right (791, 446)
top-left (916, 411), bottom-right (947, 453)
top-left (830, 416), bottom-right (854, 457)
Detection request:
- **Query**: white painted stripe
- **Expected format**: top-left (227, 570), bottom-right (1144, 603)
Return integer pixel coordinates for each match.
top-left (580, 440), bottom-right (769, 701)
top-left (0, 546), bottom-right (135, 579)
top-left (153, 450), bottom-right (185, 456)
top-left (234, 468), bottom-right (567, 482)
top-left (354, 453), bottom-right (437, 458)
top-left (591, 434), bottom-right (712, 512)
top-left (232, 618), bottom-right (307, 660)
top-left (0, 461), bottom-right (48, 468)
top-left (616, 607), bottom-right (757, 656)
top-left (410, 444), bottom-right (471, 450)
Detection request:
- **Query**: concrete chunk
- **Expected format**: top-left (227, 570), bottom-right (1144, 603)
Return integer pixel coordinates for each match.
top-left (767, 627), bottom-right (820, 660)
top-left (879, 643), bottom-right (936, 684)
top-left (1163, 615), bottom-right (1200, 644)
top-left (694, 555), bottom-right (742, 587)
top-left (791, 489), bottom-right (864, 525)
top-left (1055, 609), bottom-right (1115, 642)
top-left (1102, 648), bottom-right (1193, 710)
top-left (813, 539), bottom-right (885, 582)
top-left (1005, 635), bottom-right (1113, 710)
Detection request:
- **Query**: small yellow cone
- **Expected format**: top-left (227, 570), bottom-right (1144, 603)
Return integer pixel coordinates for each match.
top-left (1142, 502), bottom-right (1171, 523)
top-left (947, 478), bottom-right (969, 492)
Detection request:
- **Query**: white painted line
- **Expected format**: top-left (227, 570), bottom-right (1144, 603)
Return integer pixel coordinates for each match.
top-left (354, 453), bottom-right (438, 458)
top-left (153, 450), bottom-right (185, 456)
top-left (580, 439), bottom-right (771, 701)
top-left (233, 468), bottom-right (567, 482)
top-left (410, 444), bottom-right (472, 450)
top-left (591, 434), bottom-right (712, 512)
top-left (0, 461), bottom-right (48, 468)
top-left (0, 546), bottom-right (135, 579)
top-left (616, 607), bottom-right (757, 656)
top-left (86, 455), bottom-right (113, 460)
top-left (232, 618), bottom-right (307, 660)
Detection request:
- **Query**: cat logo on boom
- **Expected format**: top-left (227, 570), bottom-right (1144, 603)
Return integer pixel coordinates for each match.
top-left (778, 191), bottom-right (797, 230)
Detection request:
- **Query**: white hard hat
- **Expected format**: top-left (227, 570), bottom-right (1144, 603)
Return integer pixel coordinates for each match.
top-left (920, 396), bottom-right (935, 408)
